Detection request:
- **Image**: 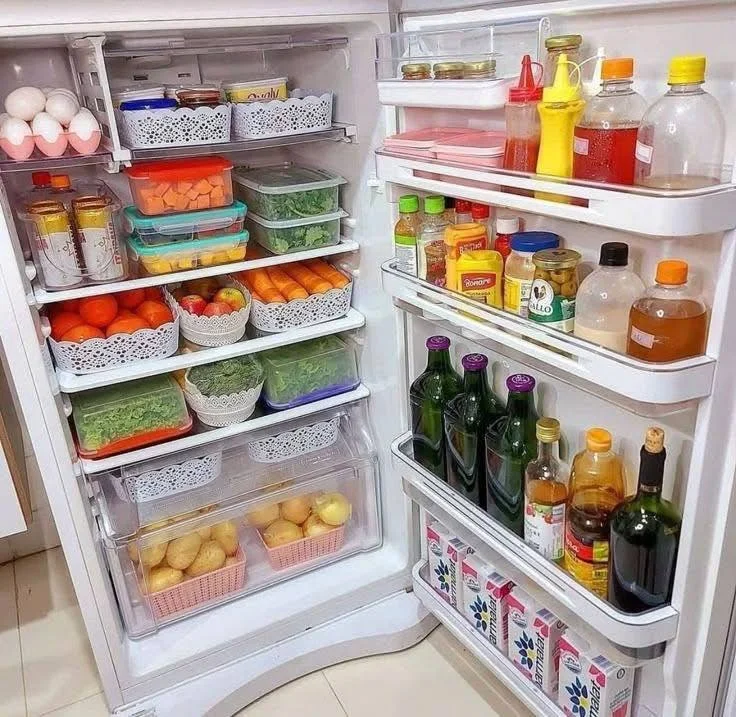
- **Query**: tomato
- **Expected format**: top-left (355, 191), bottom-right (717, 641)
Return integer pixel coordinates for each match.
top-left (116, 288), bottom-right (146, 310)
top-left (50, 311), bottom-right (83, 341)
top-left (78, 295), bottom-right (118, 329)
top-left (105, 316), bottom-right (149, 337)
top-left (60, 324), bottom-right (105, 343)
top-left (136, 300), bottom-right (174, 329)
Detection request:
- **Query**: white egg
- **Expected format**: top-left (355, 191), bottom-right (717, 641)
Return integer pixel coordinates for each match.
top-left (68, 110), bottom-right (100, 140)
top-left (0, 113), bottom-right (9, 130)
top-left (4, 87), bottom-right (46, 121)
top-left (31, 112), bottom-right (63, 142)
top-left (0, 117), bottom-right (32, 144)
top-left (45, 93), bottom-right (80, 126)
top-left (48, 88), bottom-right (79, 102)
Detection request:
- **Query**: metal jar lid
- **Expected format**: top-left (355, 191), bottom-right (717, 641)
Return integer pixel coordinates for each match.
top-left (402, 62), bottom-right (431, 73)
top-left (545, 34), bottom-right (583, 50)
top-left (532, 248), bottom-right (581, 270)
top-left (433, 62), bottom-right (465, 72)
top-left (463, 59), bottom-right (496, 73)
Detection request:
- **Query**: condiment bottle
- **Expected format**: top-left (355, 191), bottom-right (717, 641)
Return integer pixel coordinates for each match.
top-left (454, 199), bottom-right (472, 224)
top-left (418, 196), bottom-right (449, 287)
top-left (574, 242), bottom-right (645, 353)
top-left (503, 55), bottom-right (543, 174)
top-left (444, 223), bottom-right (488, 291)
top-left (470, 203), bottom-right (492, 243)
top-left (503, 231), bottom-right (560, 318)
top-left (544, 35), bottom-right (583, 87)
top-left (536, 55), bottom-right (586, 201)
top-left (528, 248), bottom-right (581, 333)
top-left (635, 55), bottom-right (725, 189)
top-left (627, 260), bottom-right (708, 362)
top-left (494, 214), bottom-right (520, 265)
top-left (456, 249), bottom-right (503, 308)
top-left (394, 194), bottom-right (420, 276)
top-left (574, 58), bottom-right (647, 185)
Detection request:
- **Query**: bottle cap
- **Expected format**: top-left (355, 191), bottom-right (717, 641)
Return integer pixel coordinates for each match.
top-left (542, 53), bottom-right (582, 104)
top-left (462, 353), bottom-right (488, 371)
top-left (583, 47), bottom-right (606, 98)
top-left (508, 54), bottom-right (543, 102)
top-left (602, 57), bottom-right (634, 80)
top-left (640, 426), bottom-right (666, 487)
top-left (644, 426), bottom-right (665, 454)
top-left (668, 55), bottom-right (706, 85)
top-left (586, 428), bottom-right (612, 452)
top-left (399, 194), bottom-right (419, 213)
top-left (496, 215), bottom-right (520, 234)
top-left (424, 195), bottom-right (445, 215)
top-left (51, 174), bottom-right (71, 190)
top-left (537, 417), bottom-right (560, 442)
top-left (510, 231), bottom-right (560, 253)
top-left (599, 241), bottom-right (629, 266)
top-left (507, 373), bottom-right (535, 393)
top-left (31, 171), bottom-right (51, 187)
top-left (545, 34), bottom-right (583, 50)
top-left (655, 259), bottom-right (688, 285)
top-left (426, 335), bottom-right (450, 351)
top-left (470, 202), bottom-right (490, 220)
top-left (455, 199), bottom-right (472, 213)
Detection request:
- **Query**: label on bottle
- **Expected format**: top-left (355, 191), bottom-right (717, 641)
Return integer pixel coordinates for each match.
top-left (503, 274), bottom-right (533, 317)
top-left (394, 233), bottom-right (417, 276)
top-left (635, 140), bottom-right (653, 164)
top-left (524, 497), bottom-right (565, 561)
top-left (630, 325), bottom-right (655, 349)
top-left (418, 238), bottom-right (447, 288)
top-left (564, 525), bottom-right (609, 599)
top-left (459, 271), bottom-right (503, 308)
top-left (528, 278), bottom-right (575, 332)
top-left (573, 136), bottom-right (589, 156)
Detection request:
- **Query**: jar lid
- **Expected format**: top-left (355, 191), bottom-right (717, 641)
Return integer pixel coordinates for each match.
top-left (177, 89), bottom-right (222, 103)
top-left (586, 427), bottom-right (612, 452)
top-left (402, 62), bottom-right (431, 73)
top-left (470, 203), bottom-right (490, 219)
top-left (507, 373), bottom-right (535, 393)
top-left (424, 195), bottom-right (445, 214)
top-left (455, 199), bottom-right (472, 213)
top-left (656, 259), bottom-right (689, 285)
top-left (602, 57), bottom-right (634, 80)
top-left (537, 417), bottom-right (560, 442)
top-left (545, 34), bottom-right (583, 50)
top-left (599, 241), bottom-right (629, 266)
top-left (496, 215), bottom-right (520, 234)
top-left (120, 98), bottom-right (178, 111)
top-left (426, 335), bottom-right (450, 350)
top-left (463, 60), bottom-right (496, 72)
top-left (462, 353), bottom-right (488, 371)
top-left (433, 62), bottom-right (465, 72)
top-left (399, 194), bottom-right (419, 213)
top-left (510, 231), bottom-right (560, 252)
top-left (51, 175), bottom-right (71, 189)
top-left (532, 248), bottom-right (581, 270)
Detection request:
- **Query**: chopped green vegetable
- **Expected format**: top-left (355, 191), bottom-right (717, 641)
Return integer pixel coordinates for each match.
top-left (254, 217), bottom-right (339, 254)
top-left (188, 355), bottom-right (264, 397)
top-left (251, 186), bottom-right (338, 220)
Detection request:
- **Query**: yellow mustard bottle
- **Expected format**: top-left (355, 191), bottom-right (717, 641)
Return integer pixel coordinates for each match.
top-left (536, 53), bottom-right (585, 203)
top-left (456, 249), bottom-right (504, 308)
top-left (445, 222), bottom-right (489, 291)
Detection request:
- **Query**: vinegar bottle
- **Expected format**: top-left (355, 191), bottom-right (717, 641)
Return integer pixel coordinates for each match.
top-left (503, 55), bottom-right (543, 174)
top-left (393, 194), bottom-right (420, 275)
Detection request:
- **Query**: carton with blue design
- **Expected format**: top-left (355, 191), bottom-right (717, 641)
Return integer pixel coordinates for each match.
top-left (507, 588), bottom-right (539, 681)
top-left (532, 607), bottom-right (567, 697)
top-left (426, 521), bottom-right (472, 608)
top-left (558, 630), bottom-right (593, 716)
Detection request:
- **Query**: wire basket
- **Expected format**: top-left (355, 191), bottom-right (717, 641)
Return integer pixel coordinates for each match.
top-left (183, 374), bottom-right (263, 427)
top-left (246, 417), bottom-right (340, 463)
top-left (259, 524), bottom-right (345, 570)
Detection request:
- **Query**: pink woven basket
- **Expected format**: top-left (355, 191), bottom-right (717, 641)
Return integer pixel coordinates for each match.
top-left (259, 525), bottom-right (345, 570)
top-left (144, 547), bottom-right (247, 619)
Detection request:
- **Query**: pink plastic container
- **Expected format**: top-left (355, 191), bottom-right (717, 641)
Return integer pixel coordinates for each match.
top-left (145, 547), bottom-right (246, 619)
top-left (384, 127), bottom-right (470, 159)
top-left (259, 524), bottom-right (345, 570)
top-left (433, 130), bottom-right (506, 168)
top-left (0, 135), bottom-right (35, 160)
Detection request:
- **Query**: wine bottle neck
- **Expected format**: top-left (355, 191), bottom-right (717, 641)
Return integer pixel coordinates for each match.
top-left (507, 391), bottom-right (533, 417)
top-left (637, 444), bottom-right (666, 497)
top-left (464, 369), bottom-right (489, 396)
top-left (427, 348), bottom-right (452, 372)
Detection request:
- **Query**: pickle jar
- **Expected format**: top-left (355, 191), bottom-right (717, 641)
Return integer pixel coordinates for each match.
top-left (433, 62), bottom-right (465, 80)
top-left (463, 59), bottom-right (496, 80)
top-left (401, 63), bottom-right (431, 81)
top-left (528, 248), bottom-right (581, 333)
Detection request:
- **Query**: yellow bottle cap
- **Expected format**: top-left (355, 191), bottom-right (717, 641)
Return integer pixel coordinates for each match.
top-left (586, 428), bottom-right (612, 452)
top-left (668, 55), bottom-right (706, 85)
top-left (542, 53), bottom-right (582, 104)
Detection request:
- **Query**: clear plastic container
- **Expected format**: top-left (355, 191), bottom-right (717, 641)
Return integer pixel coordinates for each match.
top-left (223, 77), bottom-right (287, 103)
top-left (635, 56), bottom-right (725, 189)
top-left (246, 209), bottom-right (345, 255)
top-left (433, 131), bottom-right (505, 168)
top-left (260, 335), bottom-right (360, 409)
top-left (71, 375), bottom-right (192, 458)
top-left (233, 164), bottom-right (345, 221)
top-left (574, 242), bottom-right (645, 353)
top-left (383, 127), bottom-right (470, 159)
top-left (123, 201), bottom-right (247, 246)
top-left (125, 156), bottom-right (234, 216)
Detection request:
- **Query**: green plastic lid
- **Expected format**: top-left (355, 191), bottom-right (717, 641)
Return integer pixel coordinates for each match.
top-left (424, 196), bottom-right (445, 214)
top-left (399, 195), bottom-right (419, 213)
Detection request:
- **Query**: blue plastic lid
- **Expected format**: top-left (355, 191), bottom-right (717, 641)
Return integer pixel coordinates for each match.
top-left (120, 98), bottom-right (178, 111)
top-left (124, 200), bottom-right (247, 235)
top-left (126, 229), bottom-right (249, 256)
top-left (510, 231), bottom-right (560, 252)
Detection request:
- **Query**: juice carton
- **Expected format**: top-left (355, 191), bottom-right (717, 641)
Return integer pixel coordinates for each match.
top-left (558, 630), bottom-right (593, 717)
top-left (532, 608), bottom-right (567, 697)
top-left (426, 521), bottom-right (472, 607)
top-left (487, 568), bottom-right (515, 654)
top-left (507, 587), bottom-right (539, 681)
top-left (588, 654), bottom-right (633, 717)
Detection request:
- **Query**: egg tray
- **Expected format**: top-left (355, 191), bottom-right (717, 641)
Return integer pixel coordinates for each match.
top-left (0, 130), bottom-right (102, 161)
top-left (259, 524), bottom-right (345, 570)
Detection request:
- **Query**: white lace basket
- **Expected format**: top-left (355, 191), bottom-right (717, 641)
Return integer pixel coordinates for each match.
top-left (113, 452), bottom-right (222, 503)
top-left (164, 287), bottom-right (250, 347)
top-left (249, 280), bottom-right (352, 333)
top-left (232, 90), bottom-right (333, 140)
top-left (116, 105), bottom-right (231, 149)
top-left (183, 375), bottom-right (264, 427)
top-left (49, 316), bottom-right (180, 374)
top-left (246, 417), bottom-right (341, 463)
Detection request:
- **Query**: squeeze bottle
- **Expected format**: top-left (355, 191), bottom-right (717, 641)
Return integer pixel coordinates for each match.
top-left (503, 54), bottom-right (543, 174)
top-left (536, 54), bottom-right (585, 202)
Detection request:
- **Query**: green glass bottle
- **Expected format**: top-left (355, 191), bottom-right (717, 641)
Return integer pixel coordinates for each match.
top-left (485, 374), bottom-right (539, 536)
top-left (609, 426), bottom-right (682, 612)
top-left (410, 336), bottom-right (462, 480)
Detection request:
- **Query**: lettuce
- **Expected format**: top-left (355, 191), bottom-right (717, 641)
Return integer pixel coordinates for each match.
top-left (188, 355), bottom-right (264, 397)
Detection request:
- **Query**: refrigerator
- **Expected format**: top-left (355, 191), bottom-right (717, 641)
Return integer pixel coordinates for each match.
top-left (0, 0), bottom-right (735, 715)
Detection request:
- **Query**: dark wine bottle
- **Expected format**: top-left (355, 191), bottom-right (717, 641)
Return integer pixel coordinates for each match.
top-left (608, 427), bottom-right (682, 612)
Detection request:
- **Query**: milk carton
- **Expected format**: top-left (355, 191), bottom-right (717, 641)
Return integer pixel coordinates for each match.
top-left (532, 608), bottom-right (567, 697)
top-left (426, 521), bottom-right (472, 608)
top-left (445, 536), bottom-right (473, 608)
top-left (558, 630), bottom-right (593, 717)
top-left (487, 568), bottom-right (515, 654)
top-left (588, 654), bottom-right (633, 717)
top-left (507, 588), bottom-right (539, 681)
top-left (461, 553), bottom-right (494, 640)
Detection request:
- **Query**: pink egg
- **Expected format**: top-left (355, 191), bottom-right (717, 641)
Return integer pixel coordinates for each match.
top-left (34, 132), bottom-right (69, 157)
top-left (68, 129), bottom-right (101, 155)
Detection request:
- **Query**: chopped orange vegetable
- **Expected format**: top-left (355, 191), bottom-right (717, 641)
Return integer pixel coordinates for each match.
top-left (145, 196), bottom-right (165, 214)
top-left (243, 268), bottom-right (286, 303)
top-left (193, 179), bottom-right (213, 195)
top-left (197, 195), bottom-right (210, 209)
top-left (209, 174), bottom-right (225, 186)
top-left (283, 263), bottom-right (332, 294)
top-left (186, 189), bottom-right (199, 200)
top-left (303, 259), bottom-right (350, 288)
top-left (154, 182), bottom-right (170, 197)
top-left (211, 186), bottom-right (224, 203)
top-left (267, 267), bottom-right (309, 301)
top-left (177, 181), bottom-right (193, 194)
top-left (162, 187), bottom-right (178, 207)
top-left (175, 194), bottom-right (189, 211)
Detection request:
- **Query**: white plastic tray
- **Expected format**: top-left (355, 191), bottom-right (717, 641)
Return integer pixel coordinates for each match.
top-left (377, 77), bottom-right (516, 110)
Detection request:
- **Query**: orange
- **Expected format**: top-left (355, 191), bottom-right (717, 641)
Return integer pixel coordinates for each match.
top-left (60, 324), bottom-right (105, 343)
top-left (136, 300), bottom-right (174, 329)
top-left (117, 309), bottom-right (137, 319)
top-left (50, 311), bottom-right (83, 341)
top-left (78, 295), bottom-right (118, 329)
top-left (48, 299), bottom-right (80, 319)
top-left (106, 316), bottom-right (149, 337)
top-left (144, 287), bottom-right (164, 301)
top-left (117, 288), bottom-right (146, 310)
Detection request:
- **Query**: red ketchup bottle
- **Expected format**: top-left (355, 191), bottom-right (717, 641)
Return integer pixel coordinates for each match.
top-left (503, 55), bottom-right (543, 174)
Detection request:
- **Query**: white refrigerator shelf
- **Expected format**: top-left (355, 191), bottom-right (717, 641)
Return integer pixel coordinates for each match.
top-left (375, 151), bottom-right (736, 237)
top-left (377, 77), bottom-right (516, 110)
top-left (393, 433), bottom-right (680, 653)
top-left (382, 261), bottom-right (715, 410)
top-left (412, 561), bottom-right (565, 717)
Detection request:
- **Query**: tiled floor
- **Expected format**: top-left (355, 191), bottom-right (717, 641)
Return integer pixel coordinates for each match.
top-left (2, 547), bottom-right (532, 717)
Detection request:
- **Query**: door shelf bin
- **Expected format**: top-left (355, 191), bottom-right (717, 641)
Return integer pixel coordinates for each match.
top-left (382, 261), bottom-right (715, 411)
top-left (393, 433), bottom-right (679, 656)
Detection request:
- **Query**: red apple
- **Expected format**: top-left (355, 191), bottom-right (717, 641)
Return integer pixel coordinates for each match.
top-left (183, 277), bottom-right (219, 301)
top-left (179, 294), bottom-right (207, 315)
top-left (202, 301), bottom-right (233, 317)
top-left (213, 287), bottom-right (246, 311)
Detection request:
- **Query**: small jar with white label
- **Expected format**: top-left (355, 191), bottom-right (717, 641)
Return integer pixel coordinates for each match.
top-left (528, 248), bottom-right (581, 333)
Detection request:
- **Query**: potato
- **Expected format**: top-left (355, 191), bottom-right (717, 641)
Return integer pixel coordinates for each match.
top-left (186, 540), bottom-right (226, 577)
top-left (280, 496), bottom-right (311, 525)
top-left (246, 503), bottom-right (280, 529)
top-left (211, 521), bottom-right (239, 556)
top-left (144, 566), bottom-right (184, 594)
top-left (262, 519), bottom-right (303, 548)
top-left (303, 513), bottom-right (335, 538)
top-left (196, 526), bottom-right (212, 541)
top-left (224, 556), bottom-right (241, 568)
top-left (314, 492), bottom-right (352, 526)
top-left (165, 532), bottom-right (202, 570)
top-left (140, 541), bottom-right (168, 568)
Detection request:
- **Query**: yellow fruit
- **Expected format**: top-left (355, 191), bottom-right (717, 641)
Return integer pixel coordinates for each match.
top-left (303, 513), bottom-right (335, 538)
top-left (224, 556), bottom-right (240, 568)
top-left (144, 566), bottom-right (184, 594)
top-left (246, 503), bottom-right (280, 529)
top-left (197, 526), bottom-right (212, 541)
top-left (211, 521), bottom-right (239, 556)
top-left (313, 493), bottom-right (352, 527)
top-left (186, 540), bottom-right (226, 577)
top-left (280, 496), bottom-right (311, 525)
top-left (262, 519), bottom-right (302, 548)
top-left (165, 532), bottom-right (202, 570)
top-left (140, 541), bottom-right (168, 568)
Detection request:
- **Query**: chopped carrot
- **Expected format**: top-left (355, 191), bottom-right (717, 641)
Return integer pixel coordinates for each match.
top-left (139, 187), bottom-right (155, 200)
top-left (187, 188), bottom-right (200, 200)
top-left (283, 263), bottom-right (332, 294)
top-left (267, 267), bottom-right (308, 301)
top-left (154, 182), bottom-right (170, 197)
top-left (303, 259), bottom-right (350, 288)
top-left (162, 187), bottom-right (178, 207)
top-left (188, 200), bottom-right (200, 210)
top-left (193, 179), bottom-right (213, 195)
top-left (197, 195), bottom-right (210, 209)
top-left (209, 174), bottom-right (225, 186)
top-left (243, 268), bottom-right (286, 303)
top-left (145, 196), bottom-right (165, 214)
top-left (175, 194), bottom-right (189, 211)
top-left (177, 181), bottom-right (194, 194)
top-left (211, 185), bottom-right (224, 202)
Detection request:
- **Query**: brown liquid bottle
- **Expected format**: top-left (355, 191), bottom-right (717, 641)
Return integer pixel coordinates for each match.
top-left (627, 259), bottom-right (708, 362)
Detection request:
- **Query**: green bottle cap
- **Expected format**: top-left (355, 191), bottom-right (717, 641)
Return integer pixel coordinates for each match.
top-left (399, 194), bottom-right (419, 213)
top-left (424, 195), bottom-right (445, 214)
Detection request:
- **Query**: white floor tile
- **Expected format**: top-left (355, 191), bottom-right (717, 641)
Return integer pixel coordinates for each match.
top-left (40, 692), bottom-right (107, 717)
top-left (0, 563), bottom-right (25, 717)
top-left (15, 548), bottom-right (101, 717)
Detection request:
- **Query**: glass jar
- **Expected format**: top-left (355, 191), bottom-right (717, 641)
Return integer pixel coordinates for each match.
top-left (402, 63), bottom-right (431, 81)
top-left (433, 62), bottom-right (465, 80)
top-left (544, 35), bottom-right (583, 86)
top-left (463, 60), bottom-right (496, 80)
top-left (177, 89), bottom-right (222, 108)
top-left (503, 232), bottom-right (560, 317)
top-left (528, 248), bottom-right (581, 333)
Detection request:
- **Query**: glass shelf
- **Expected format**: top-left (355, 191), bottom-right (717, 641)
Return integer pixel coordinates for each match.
top-left (0, 145), bottom-right (112, 173)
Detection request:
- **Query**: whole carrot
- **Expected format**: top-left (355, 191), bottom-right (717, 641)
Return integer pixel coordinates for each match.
top-left (303, 259), bottom-right (350, 288)
top-left (242, 268), bottom-right (286, 303)
top-left (267, 267), bottom-right (309, 301)
top-left (283, 263), bottom-right (332, 295)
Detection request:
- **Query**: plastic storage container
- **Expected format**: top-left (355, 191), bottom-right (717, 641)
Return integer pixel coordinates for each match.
top-left (246, 209), bottom-right (345, 255)
top-left (125, 156), bottom-right (234, 216)
top-left (433, 131), bottom-right (506, 168)
top-left (383, 127), bottom-right (471, 159)
top-left (123, 201), bottom-right (247, 246)
top-left (233, 164), bottom-right (345, 221)
top-left (71, 375), bottom-right (192, 458)
top-left (223, 77), bottom-right (288, 103)
top-left (260, 335), bottom-right (360, 409)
